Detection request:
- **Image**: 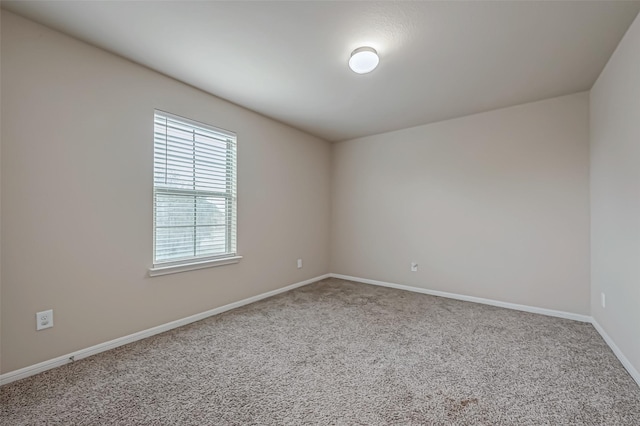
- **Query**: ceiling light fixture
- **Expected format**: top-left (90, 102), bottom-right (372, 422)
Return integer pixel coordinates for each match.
top-left (348, 47), bottom-right (379, 74)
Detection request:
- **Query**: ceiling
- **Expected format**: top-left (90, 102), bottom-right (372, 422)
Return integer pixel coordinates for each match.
top-left (2, 1), bottom-right (640, 142)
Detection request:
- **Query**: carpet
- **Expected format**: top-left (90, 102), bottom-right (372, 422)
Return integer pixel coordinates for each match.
top-left (2, 278), bottom-right (639, 425)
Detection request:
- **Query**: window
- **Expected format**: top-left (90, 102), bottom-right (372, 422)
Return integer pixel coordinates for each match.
top-left (151, 111), bottom-right (238, 275)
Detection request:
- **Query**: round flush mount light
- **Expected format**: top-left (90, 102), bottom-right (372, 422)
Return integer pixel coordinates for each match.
top-left (348, 46), bottom-right (379, 74)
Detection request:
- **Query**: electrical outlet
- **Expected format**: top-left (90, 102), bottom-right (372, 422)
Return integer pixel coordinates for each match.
top-left (411, 262), bottom-right (418, 272)
top-left (297, 258), bottom-right (303, 269)
top-left (36, 309), bottom-right (54, 331)
top-left (601, 292), bottom-right (606, 308)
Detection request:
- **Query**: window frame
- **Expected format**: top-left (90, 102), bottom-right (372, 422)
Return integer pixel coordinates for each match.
top-left (149, 110), bottom-right (241, 277)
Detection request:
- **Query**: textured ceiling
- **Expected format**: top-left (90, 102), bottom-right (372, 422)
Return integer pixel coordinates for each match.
top-left (3, 1), bottom-right (640, 142)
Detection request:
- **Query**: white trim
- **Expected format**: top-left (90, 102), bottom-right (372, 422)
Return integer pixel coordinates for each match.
top-left (149, 256), bottom-right (243, 277)
top-left (591, 319), bottom-right (640, 388)
top-left (7, 272), bottom-right (639, 392)
top-left (329, 273), bottom-right (592, 322)
top-left (0, 274), bottom-right (330, 386)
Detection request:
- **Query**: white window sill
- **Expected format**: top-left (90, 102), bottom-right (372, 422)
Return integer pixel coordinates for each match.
top-left (149, 256), bottom-right (243, 277)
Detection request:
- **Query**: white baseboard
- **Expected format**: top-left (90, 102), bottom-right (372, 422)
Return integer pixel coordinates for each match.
top-left (591, 319), bottom-right (640, 388)
top-left (0, 274), bottom-right (330, 386)
top-left (5, 273), bottom-right (638, 392)
top-left (329, 273), bottom-right (592, 323)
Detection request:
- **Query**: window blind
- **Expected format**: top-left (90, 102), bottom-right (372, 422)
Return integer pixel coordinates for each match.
top-left (153, 111), bottom-right (237, 266)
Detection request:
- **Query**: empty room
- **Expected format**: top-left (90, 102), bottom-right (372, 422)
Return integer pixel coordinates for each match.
top-left (1, 1), bottom-right (639, 424)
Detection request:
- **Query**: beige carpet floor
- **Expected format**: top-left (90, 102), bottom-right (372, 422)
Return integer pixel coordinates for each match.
top-left (1, 278), bottom-right (639, 425)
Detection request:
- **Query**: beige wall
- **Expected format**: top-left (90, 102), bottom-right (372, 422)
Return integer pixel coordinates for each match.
top-left (0, 11), bottom-right (331, 373)
top-left (331, 92), bottom-right (591, 315)
top-left (590, 14), bottom-right (640, 374)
